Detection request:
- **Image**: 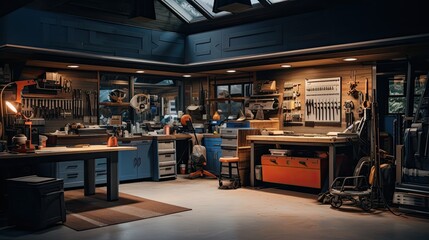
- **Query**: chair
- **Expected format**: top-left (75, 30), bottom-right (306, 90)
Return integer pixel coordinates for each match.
top-left (218, 156), bottom-right (241, 189)
top-left (187, 120), bottom-right (216, 179)
top-left (329, 157), bottom-right (373, 211)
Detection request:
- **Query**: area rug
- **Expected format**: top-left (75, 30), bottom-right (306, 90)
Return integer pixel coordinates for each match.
top-left (64, 189), bottom-right (191, 231)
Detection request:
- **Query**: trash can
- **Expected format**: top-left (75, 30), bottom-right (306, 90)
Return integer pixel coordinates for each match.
top-left (6, 175), bottom-right (66, 229)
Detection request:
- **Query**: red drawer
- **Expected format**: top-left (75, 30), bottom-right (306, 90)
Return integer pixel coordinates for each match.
top-left (261, 155), bottom-right (324, 188)
top-left (261, 155), bottom-right (321, 169)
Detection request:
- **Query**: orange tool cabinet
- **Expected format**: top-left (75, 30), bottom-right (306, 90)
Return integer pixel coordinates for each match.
top-left (261, 155), bottom-right (327, 188)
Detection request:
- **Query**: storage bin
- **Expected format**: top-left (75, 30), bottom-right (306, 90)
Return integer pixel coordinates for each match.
top-left (6, 175), bottom-right (66, 229)
top-left (255, 165), bottom-right (262, 180)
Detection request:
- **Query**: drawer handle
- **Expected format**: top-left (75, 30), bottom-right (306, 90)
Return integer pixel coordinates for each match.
top-left (165, 154), bottom-right (171, 158)
top-left (97, 163), bottom-right (107, 166)
top-left (66, 165), bottom-right (78, 169)
top-left (270, 159), bottom-right (278, 164)
top-left (299, 161), bottom-right (307, 167)
top-left (164, 167), bottom-right (172, 170)
top-left (67, 173), bottom-right (78, 178)
top-left (96, 172), bottom-right (107, 176)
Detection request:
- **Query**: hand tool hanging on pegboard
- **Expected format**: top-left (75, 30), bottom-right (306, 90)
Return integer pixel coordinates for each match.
top-left (344, 100), bottom-right (354, 127)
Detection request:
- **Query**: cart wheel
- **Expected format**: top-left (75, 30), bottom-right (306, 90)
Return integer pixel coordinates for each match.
top-left (218, 180), bottom-right (223, 187)
top-left (330, 196), bottom-right (342, 208)
top-left (360, 197), bottom-right (372, 211)
top-left (232, 179), bottom-right (240, 189)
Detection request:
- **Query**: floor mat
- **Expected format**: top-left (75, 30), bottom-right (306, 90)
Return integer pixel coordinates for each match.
top-left (64, 189), bottom-right (191, 231)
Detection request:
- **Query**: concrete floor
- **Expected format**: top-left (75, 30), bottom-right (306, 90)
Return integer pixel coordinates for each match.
top-left (1, 176), bottom-right (429, 240)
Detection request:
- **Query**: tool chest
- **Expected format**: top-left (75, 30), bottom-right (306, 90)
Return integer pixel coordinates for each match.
top-left (261, 155), bottom-right (326, 188)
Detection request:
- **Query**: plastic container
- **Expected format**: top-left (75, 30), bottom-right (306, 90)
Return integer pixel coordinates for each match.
top-left (180, 164), bottom-right (186, 174)
top-left (255, 165), bottom-right (262, 181)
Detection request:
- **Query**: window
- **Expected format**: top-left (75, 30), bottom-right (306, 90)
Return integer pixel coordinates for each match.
top-left (388, 75), bottom-right (406, 114)
top-left (214, 83), bottom-right (252, 119)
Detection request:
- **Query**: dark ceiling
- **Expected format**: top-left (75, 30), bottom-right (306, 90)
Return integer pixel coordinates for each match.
top-left (2, 0), bottom-right (428, 77)
top-left (2, 0), bottom-right (343, 34)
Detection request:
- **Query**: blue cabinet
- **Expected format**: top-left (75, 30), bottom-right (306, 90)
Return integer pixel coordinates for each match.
top-left (203, 137), bottom-right (222, 175)
top-left (119, 140), bottom-right (152, 181)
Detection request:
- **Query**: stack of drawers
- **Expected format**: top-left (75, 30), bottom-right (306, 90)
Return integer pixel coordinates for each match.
top-left (220, 128), bottom-right (260, 186)
top-left (156, 140), bottom-right (176, 180)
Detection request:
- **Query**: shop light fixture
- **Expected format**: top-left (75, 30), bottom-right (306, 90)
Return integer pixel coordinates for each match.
top-left (136, 70), bottom-right (145, 73)
top-left (343, 57), bottom-right (357, 62)
top-left (67, 65), bottom-right (79, 68)
top-left (281, 64), bottom-right (292, 68)
top-left (183, 74), bottom-right (192, 78)
top-left (226, 70), bottom-right (236, 73)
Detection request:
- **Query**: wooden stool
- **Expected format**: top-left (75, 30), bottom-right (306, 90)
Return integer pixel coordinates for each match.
top-left (218, 157), bottom-right (241, 189)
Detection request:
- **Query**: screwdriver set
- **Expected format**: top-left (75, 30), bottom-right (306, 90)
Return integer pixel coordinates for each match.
top-left (305, 77), bottom-right (342, 123)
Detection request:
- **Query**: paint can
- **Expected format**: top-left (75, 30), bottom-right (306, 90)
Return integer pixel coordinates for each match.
top-left (180, 164), bottom-right (186, 174)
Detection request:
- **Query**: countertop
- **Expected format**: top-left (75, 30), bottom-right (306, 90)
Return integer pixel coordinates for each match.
top-left (247, 134), bottom-right (356, 143)
top-left (117, 133), bottom-right (192, 142)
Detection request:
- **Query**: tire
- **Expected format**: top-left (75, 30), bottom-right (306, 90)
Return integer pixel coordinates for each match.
top-left (331, 196), bottom-right (342, 208)
top-left (360, 197), bottom-right (372, 211)
top-left (232, 180), bottom-right (240, 189)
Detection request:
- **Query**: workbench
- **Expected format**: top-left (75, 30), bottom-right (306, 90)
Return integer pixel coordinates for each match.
top-left (0, 145), bottom-right (136, 201)
top-left (247, 135), bottom-right (357, 188)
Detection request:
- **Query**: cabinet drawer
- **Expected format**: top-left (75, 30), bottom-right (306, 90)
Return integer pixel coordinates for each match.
top-left (95, 159), bottom-right (107, 170)
top-left (95, 169), bottom-right (107, 182)
top-left (221, 138), bottom-right (238, 147)
top-left (158, 153), bottom-right (175, 162)
top-left (221, 148), bottom-right (237, 157)
top-left (159, 161), bottom-right (176, 167)
top-left (158, 141), bottom-right (174, 149)
top-left (220, 128), bottom-right (238, 137)
top-left (159, 166), bottom-right (175, 176)
top-left (58, 171), bottom-right (83, 183)
top-left (261, 155), bottom-right (321, 169)
top-left (158, 149), bottom-right (175, 155)
top-left (262, 165), bottom-right (321, 188)
top-left (57, 161), bottom-right (83, 173)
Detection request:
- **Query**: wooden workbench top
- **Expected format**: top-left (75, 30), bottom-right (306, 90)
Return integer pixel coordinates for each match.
top-left (247, 134), bottom-right (355, 143)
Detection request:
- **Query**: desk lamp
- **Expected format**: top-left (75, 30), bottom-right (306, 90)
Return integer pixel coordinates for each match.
top-left (0, 80), bottom-right (37, 150)
top-left (6, 101), bottom-right (35, 152)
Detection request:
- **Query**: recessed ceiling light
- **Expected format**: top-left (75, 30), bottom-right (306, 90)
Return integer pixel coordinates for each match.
top-left (281, 64), bottom-right (292, 68)
top-left (67, 65), bottom-right (79, 68)
top-left (183, 74), bottom-right (191, 78)
top-left (136, 70), bottom-right (145, 73)
top-left (226, 70), bottom-right (236, 73)
top-left (343, 57), bottom-right (357, 62)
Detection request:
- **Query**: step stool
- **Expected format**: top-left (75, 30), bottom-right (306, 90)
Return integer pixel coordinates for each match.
top-left (218, 157), bottom-right (241, 189)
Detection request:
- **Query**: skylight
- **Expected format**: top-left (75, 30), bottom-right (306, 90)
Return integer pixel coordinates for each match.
top-left (160, 0), bottom-right (283, 23)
